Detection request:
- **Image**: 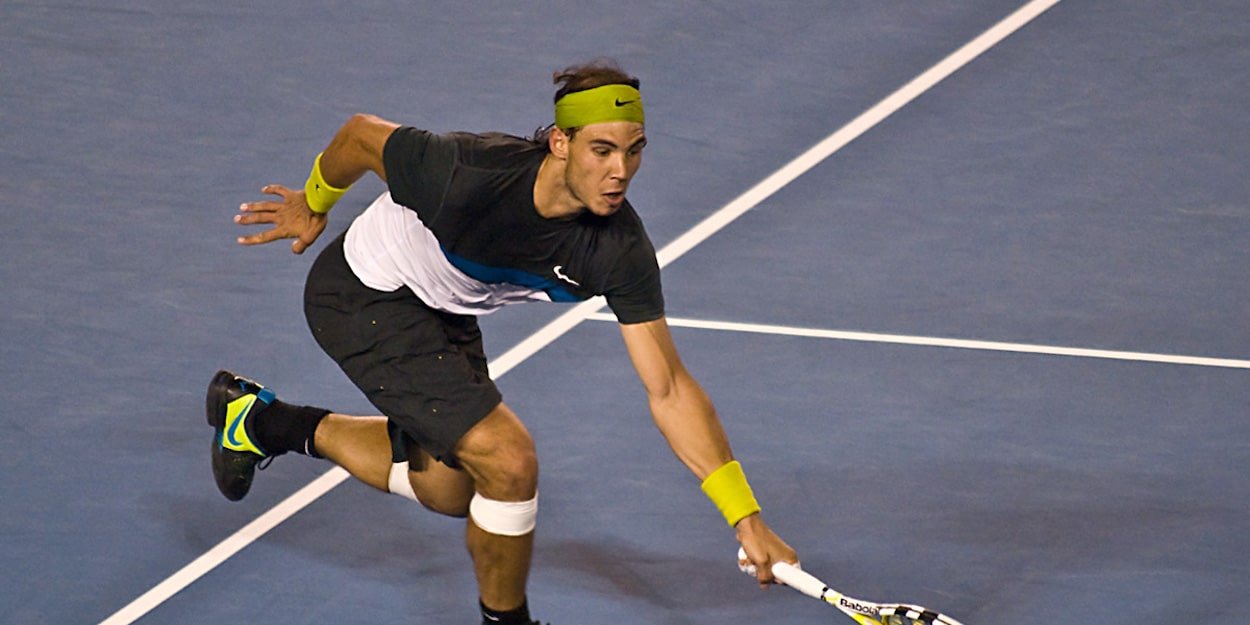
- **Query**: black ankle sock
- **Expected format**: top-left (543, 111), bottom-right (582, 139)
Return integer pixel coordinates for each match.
top-left (253, 399), bottom-right (329, 458)
top-left (480, 598), bottom-right (531, 625)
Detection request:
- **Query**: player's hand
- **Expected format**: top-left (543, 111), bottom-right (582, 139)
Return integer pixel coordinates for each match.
top-left (735, 513), bottom-right (798, 589)
top-left (235, 184), bottom-right (327, 254)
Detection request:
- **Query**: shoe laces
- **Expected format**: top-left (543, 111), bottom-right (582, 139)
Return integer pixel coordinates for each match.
top-left (257, 456), bottom-right (276, 471)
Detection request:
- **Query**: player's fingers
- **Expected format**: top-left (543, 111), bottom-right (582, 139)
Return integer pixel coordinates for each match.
top-left (755, 561), bottom-right (776, 588)
top-left (292, 227), bottom-right (322, 254)
top-left (763, 545), bottom-right (801, 586)
top-left (261, 184), bottom-right (293, 198)
top-left (239, 200), bottom-right (281, 214)
top-left (736, 546), bottom-right (771, 587)
top-left (236, 227), bottom-right (288, 246)
top-left (234, 211), bottom-right (276, 225)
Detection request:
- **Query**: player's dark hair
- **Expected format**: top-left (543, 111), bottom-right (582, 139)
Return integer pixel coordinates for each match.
top-left (551, 58), bottom-right (641, 104)
top-left (531, 58), bottom-right (640, 144)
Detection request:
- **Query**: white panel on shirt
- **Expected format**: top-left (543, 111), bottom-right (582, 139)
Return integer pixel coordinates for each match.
top-left (343, 192), bottom-right (552, 315)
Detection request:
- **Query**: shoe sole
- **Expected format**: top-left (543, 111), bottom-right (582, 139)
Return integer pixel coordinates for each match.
top-left (207, 369), bottom-right (259, 502)
top-left (206, 369), bottom-right (235, 429)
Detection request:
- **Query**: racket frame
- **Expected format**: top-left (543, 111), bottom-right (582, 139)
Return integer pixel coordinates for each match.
top-left (737, 548), bottom-right (966, 625)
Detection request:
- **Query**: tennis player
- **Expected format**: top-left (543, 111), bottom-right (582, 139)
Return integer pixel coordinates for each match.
top-left (208, 59), bottom-right (796, 625)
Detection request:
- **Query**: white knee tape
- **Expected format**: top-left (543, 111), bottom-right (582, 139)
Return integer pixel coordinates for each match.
top-left (387, 462), bottom-right (421, 503)
top-left (469, 492), bottom-right (538, 537)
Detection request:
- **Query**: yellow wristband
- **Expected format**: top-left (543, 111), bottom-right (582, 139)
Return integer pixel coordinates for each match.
top-left (700, 460), bottom-right (761, 527)
top-left (303, 152), bottom-right (350, 214)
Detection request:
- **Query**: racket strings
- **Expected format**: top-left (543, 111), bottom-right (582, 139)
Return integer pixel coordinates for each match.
top-left (880, 605), bottom-right (955, 625)
top-left (879, 616), bottom-right (919, 625)
top-left (879, 616), bottom-right (932, 625)
top-left (879, 605), bottom-right (949, 625)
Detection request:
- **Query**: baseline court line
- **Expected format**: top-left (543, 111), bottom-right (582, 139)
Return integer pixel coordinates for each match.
top-left (586, 313), bottom-right (1250, 370)
top-left (97, 2), bottom-right (1061, 623)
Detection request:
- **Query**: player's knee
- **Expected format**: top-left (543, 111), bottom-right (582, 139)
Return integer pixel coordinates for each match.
top-left (480, 443), bottom-right (538, 500)
top-left (459, 435), bottom-right (538, 500)
top-left (458, 422), bottom-right (540, 536)
top-left (469, 491), bottom-right (538, 536)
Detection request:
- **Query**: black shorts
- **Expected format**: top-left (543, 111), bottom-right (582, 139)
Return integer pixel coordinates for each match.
top-left (303, 232), bottom-right (502, 467)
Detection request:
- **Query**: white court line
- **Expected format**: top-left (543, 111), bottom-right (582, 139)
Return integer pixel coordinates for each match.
top-left (586, 313), bottom-right (1250, 370)
top-left (98, 2), bottom-right (1062, 623)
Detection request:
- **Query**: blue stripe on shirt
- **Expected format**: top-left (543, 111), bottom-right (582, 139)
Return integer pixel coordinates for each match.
top-left (441, 248), bottom-right (583, 302)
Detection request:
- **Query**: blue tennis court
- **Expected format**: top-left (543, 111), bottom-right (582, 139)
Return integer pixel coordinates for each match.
top-left (2, 1), bottom-right (1247, 623)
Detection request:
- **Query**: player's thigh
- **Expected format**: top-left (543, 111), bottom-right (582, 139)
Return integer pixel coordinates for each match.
top-left (305, 244), bottom-right (501, 466)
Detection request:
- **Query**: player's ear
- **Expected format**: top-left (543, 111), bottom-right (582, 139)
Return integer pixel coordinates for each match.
top-left (548, 126), bottom-right (569, 159)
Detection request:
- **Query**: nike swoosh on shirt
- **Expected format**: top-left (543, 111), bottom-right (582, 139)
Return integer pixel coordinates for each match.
top-left (553, 265), bottom-right (580, 286)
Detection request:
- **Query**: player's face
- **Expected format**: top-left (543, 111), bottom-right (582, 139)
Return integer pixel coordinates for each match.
top-left (563, 121), bottom-right (646, 217)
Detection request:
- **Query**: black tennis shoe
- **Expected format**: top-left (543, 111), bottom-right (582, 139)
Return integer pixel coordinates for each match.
top-left (206, 370), bottom-right (275, 501)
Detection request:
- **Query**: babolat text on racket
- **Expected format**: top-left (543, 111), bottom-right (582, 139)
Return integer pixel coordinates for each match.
top-left (737, 548), bottom-right (966, 625)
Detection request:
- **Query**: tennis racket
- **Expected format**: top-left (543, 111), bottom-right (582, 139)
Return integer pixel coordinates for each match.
top-left (737, 548), bottom-right (966, 625)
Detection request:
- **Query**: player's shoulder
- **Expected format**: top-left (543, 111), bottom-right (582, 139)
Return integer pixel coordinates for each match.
top-left (444, 131), bottom-right (547, 170)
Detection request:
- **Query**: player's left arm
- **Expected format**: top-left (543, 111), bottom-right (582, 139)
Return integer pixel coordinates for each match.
top-left (619, 316), bottom-right (797, 586)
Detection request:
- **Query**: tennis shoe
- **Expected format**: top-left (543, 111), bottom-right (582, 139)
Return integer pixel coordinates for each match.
top-left (207, 369), bottom-right (275, 501)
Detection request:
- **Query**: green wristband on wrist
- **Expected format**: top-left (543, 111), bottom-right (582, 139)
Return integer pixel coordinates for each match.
top-left (303, 152), bottom-right (350, 214)
top-left (701, 460), bottom-right (761, 527)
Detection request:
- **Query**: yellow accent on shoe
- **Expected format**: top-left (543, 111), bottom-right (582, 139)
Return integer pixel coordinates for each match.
top-left (223, 394), bottom-right (264, 455)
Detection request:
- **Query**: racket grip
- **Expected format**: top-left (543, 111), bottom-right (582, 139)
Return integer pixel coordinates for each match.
top-left (736, 548), bottom-right (828, 600)
top-left (771, 561), bottom-right (829, 600)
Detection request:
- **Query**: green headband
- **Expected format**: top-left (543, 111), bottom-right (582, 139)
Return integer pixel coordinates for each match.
top-left (554, 84), bottom-right (645, 129)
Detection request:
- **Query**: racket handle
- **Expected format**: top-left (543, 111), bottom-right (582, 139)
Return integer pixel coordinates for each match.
top-left (771, 561), bottom-right (829, 600)
top-left (736, 547), bottom-right (829, 600)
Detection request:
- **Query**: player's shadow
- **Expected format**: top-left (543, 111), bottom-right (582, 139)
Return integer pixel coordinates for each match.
top-left (534, 536), bottom-right (761, 611)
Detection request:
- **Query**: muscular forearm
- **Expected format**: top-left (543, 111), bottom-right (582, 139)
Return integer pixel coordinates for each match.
top-left (648, 370), bottom-right (735, 480)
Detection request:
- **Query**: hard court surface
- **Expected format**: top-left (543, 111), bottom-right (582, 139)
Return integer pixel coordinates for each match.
top-left (1, 1), bottom-right (1247, 624)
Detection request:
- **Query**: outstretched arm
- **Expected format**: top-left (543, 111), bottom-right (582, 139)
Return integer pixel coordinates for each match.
top-left (235, 113), bottom-right (399, 253)
top-left (619, 317), bottom-right (797, 587)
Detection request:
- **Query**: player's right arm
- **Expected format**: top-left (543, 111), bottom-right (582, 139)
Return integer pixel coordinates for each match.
top-left (316, 113), bottom-right (400, 186)
top-left (235, 113), bottom-right (399, 254)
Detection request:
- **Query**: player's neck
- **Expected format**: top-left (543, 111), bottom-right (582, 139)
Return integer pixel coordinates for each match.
top-left (533, 153), bottom-right (585, 220)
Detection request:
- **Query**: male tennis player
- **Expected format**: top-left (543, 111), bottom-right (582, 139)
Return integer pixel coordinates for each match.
top-left (209, 60), bottom-right (796, 625)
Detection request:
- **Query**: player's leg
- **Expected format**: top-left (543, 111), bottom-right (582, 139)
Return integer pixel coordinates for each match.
top-left (431, 301), bottom-right (541, 622)
top-left (357, 382), bottom-right (539, 623)
top-left (311, 412), bottom-right (476, 515)
top-left (395, 437), bottom-right (475, 517)
top-left (451, 401), bottom-right (540, 624)
top-left (301, 233), bottom-right (541, 623)
top-left (309, 413), bottom-right (391, 489)
top-left (207, 371), bottom-right (477, 515)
